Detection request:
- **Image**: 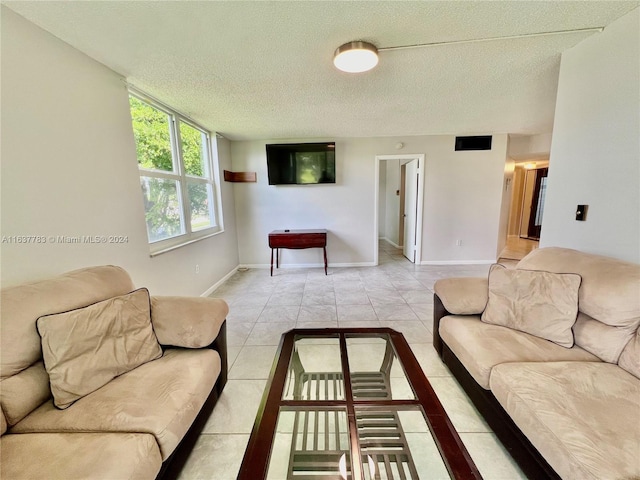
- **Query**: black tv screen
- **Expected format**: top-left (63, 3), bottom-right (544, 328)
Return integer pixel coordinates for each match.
top-left (266, 142), bottom-right (335, 185)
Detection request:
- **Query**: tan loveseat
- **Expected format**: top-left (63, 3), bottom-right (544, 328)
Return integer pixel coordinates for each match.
top-left (433, 247), bottom-right (640, 480)
top-left (0, 266), bottom-right (229, 479)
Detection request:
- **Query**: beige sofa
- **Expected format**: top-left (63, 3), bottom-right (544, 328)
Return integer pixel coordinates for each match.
top-left (0, 266), bottom-right (229, 479)
top-left (433, 247), bottom-right (640, 480)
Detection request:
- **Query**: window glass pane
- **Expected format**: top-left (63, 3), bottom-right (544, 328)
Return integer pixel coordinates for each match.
top-left (187, 182), bottom-right (215, 231)
top-left (180, 122), bottom-right (209, 178)
top-left (129, 96), bottom-right (174, 172)
top-left (140, 176), bottom-right (185, 242)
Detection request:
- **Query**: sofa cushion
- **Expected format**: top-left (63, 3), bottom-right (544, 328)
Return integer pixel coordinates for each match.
top-left (481, 264), bottom-right (580, 347)
top-left (433, 277), bottom-right (488, 315)
top-left (517, 247), bottom-right (640, 328)
top-left (0, 362), bottom-right (50, 427)
top-left (439, 315), bottom-right (599, 389)
top-left (151, 296), bottom-right (228, 347)
top-left (574, 312), bottom-right (638, 364)
top-left (490, 362), bottom-right (640, 480)
top-left (619, 328), bottom-right (640, 379)
top-left (1, 410), bottom-right (6, 436)
top-left (12, 348), bottom-right (220, 460)
top-left (37, 288), bottom-right (163, 409)
top-left (1, 265), bottom-right (135, 379)
top-left (0, 432), bottom-right (161, 480)
top-left (1, 266), bottom-right (135, 426)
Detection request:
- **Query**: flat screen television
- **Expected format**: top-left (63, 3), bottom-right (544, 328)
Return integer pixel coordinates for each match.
top-left (266, 142), bottom-right (335, 185)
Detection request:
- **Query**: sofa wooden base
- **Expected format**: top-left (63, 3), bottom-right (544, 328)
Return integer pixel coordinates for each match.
top-left (156, 321), bottom-right (228, 480)
top-left (433, 295), bottom-right (560, 480)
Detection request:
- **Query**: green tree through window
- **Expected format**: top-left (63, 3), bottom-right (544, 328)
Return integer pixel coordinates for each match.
top-left (129, 93), bottom-right (220, 249)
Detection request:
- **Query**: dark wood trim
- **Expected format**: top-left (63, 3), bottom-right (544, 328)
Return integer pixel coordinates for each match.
top-left (237, 331), bottom-right (295, 479)
top-left (156, 321), bottom-right (228, 480)
top-left (433, 293), bottom-right (451, 357)
top-left (432, 298), bottom-right (561, 480)
top-left (238, 327), bottom-right (480, 480)
top-left (223, 170), bottom-right (257, 182)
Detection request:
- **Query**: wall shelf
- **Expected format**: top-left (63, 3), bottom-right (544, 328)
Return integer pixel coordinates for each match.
top-left (224, 170), bottom-right (256, 183)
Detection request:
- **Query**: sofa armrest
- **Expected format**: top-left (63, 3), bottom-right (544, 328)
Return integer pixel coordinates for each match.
top-left (432, 277), bottom-right (488, 359)
top-left (433, 277), bottom-right (488, 315)
top-left (150, 296), bottom-right (229, 348)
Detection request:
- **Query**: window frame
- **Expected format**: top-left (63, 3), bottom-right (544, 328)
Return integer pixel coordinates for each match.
top-left (129, 89), bottom-right (224, 256)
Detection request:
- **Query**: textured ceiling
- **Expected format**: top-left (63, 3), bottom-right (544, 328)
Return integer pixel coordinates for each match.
top-left (4, 1), bottom-right (638, 140)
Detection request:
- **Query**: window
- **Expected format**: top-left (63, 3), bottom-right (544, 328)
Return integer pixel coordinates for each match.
top-left (129, 91), bottom-right (222, 254)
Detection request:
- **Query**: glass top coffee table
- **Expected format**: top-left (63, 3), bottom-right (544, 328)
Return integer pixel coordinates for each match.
top-left (238, 328), bottom-right (481, 479)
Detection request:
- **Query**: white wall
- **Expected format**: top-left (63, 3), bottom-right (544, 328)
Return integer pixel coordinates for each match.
top-left (508, 133), bottom-right (552, 159)
top-left (541, 8), bottom-right (640, 263)
top-left (1, 8), bottom-right (240, 294)
top-left (232, 134), bottom-right (508, 267)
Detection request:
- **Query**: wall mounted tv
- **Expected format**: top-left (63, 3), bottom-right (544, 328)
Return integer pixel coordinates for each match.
top-left (266, 142), bottom-right (336, 185)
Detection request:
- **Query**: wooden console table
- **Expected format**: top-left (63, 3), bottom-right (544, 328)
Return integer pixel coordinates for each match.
top-left (268, 229), bottom-right (328, 276)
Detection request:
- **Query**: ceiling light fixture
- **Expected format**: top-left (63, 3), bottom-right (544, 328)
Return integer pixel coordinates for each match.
top-left (333, 27), bottom-right (603, 74)
top-left (333, 41), bottom-right (379, 73)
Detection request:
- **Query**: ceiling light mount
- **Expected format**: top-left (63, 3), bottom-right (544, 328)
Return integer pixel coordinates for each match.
top-left (332, 27), bottom-right (603, 74)
top-left (333, 41), bottom-right (379, 73)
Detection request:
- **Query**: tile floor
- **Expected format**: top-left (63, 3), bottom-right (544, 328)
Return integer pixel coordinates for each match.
top-left (177, 241), bottom-right (526, 479)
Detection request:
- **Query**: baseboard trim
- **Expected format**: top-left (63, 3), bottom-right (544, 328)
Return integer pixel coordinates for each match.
top-left (201, 266), bottom-right (239, 297)
top-left (379, 237), bottom-right (401, 249)
top-left (420, 259), bottom-right (496, 266)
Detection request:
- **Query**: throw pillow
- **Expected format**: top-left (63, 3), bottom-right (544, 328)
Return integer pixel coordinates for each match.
top-left (37, 288), bottom-right (162, 409)
top-left (481, 264), bottom-right (581, 348)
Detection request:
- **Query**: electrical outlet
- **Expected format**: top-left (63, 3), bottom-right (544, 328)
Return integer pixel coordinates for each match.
top-left (456, 239), bottom-right (462, 246)
top-left (195, 264), bottom-right (200, 274)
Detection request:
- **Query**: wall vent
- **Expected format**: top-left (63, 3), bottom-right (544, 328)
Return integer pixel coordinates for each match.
top-left (455, 135), bottom-right (492, 151)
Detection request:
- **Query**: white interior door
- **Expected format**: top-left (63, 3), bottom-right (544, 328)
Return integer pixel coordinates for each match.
top-left (403, 159), bottom-right (418, 263)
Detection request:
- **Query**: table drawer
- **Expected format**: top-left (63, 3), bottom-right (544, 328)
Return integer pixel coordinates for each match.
top-left (269, 233), bottom-right (326, 249)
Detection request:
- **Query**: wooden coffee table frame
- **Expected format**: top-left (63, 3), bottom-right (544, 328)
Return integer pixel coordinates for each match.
top-left (238, 328), bottom-right (481, 479)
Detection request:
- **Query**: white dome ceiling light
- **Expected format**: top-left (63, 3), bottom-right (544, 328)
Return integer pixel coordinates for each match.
top-left (333, 41), bottom-right (379, 73)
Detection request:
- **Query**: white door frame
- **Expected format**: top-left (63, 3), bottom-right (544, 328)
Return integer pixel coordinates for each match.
top-left (374, 154), bottom-right (425, 265)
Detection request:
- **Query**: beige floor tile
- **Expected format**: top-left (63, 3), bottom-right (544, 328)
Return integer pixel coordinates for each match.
top-left (226, 322), bottom-right (254, 347)
top-left (256, 305), bottom-right (300, 323)
top-left (296, 320), bottom-right (339, 329)
top-left (460, 432), bottom-right (527, 479)
top-left (202, 379), bottom-right (267, 434)
top-left (177, 434), bottom-right (249, 480)
top-left (374, 304), bottom-right (420, 321)
top-left (380, 320), bottom-right (430, 343)
top-left (429, 376), bottom-right (491, 433)
top-left (336, 304), bottom-right (377, 321)
top-left (227, 346), bottom-right (241, 370)
top-left (409, 343), bottom-right (451, 377)
top-left (298, 305), bottom-right (337, 322)
top-left (226, 305), bottom-right (264, 323)
top-left (245, 321), bottom-right (296, 345)
top-left (228, 345), bottom-right (278, 379)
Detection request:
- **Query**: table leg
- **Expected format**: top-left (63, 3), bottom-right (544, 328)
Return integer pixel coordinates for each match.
top-left (270, 248), bottom-right (274, 276)
top-left (276, 248), bottom-right (279, 269)
top-left (323, 246), bottom-right (328, 275)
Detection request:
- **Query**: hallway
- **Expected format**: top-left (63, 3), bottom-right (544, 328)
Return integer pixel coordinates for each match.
top-left (499, 236), bottom-right (539, 261)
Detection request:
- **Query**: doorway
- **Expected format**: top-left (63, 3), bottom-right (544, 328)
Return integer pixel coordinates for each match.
top-left (375, 154), bottom-right (425, 265)
top-left (501, 161), bottom-right (548, 261)
top-left (519, 167), bottom-right (548, 240)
